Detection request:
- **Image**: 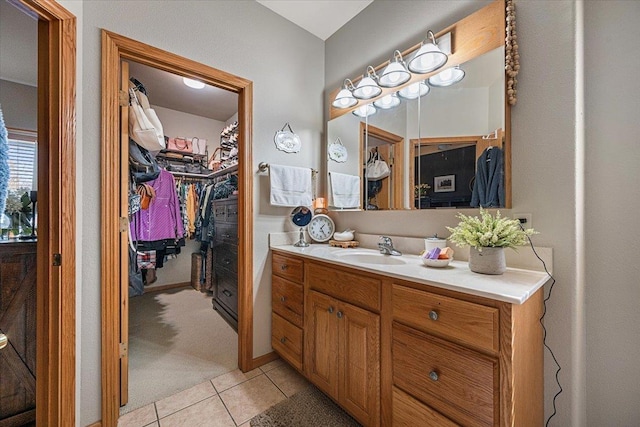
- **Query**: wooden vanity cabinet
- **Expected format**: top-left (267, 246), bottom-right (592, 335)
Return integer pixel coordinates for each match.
top-left (270, 250), bottom-right (543, 427)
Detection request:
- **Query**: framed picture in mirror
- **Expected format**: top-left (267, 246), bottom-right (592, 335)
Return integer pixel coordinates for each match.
top-left (434, 175), bottom-right (455, 192)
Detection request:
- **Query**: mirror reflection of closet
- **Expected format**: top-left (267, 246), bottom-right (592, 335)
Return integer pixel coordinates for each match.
top-left (124, 60), bottom-right (240, 413)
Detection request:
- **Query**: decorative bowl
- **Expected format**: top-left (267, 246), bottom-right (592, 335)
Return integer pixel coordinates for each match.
top-left (421, 257), bottom-right (453, 268)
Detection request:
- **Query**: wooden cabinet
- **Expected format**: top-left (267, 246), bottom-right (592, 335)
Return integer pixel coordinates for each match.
top-left (271, 253), bottom-right (305, 371)
top-left (270, 249), bottom-right (543, 427)
top-left (305, 290), bottom-right (380, 426)
top-left (212, 196), bottom-right (238, 330)
top-left (0, 242), bottom-right (37, 426)
top-left (387, 280), bottom-right (543, 427)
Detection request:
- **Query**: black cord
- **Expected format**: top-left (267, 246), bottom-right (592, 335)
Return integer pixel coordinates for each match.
top-left (521, 224), bottom-right (562, 426)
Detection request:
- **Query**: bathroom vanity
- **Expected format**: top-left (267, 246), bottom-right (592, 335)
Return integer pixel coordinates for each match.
top-left (270, 244), bottom-right (547, 426)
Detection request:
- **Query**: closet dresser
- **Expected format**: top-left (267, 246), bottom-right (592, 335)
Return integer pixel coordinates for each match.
top-left (212, 194), bottom-right (239, 330)
top-left (0, 241), bottom-right (36, 426)
top-left (270, 244), bottom-right (548, 427)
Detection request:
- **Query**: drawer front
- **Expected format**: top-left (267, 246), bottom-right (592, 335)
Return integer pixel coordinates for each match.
top-left (213, 203), bottom-right (227, 222)
top-left (392, 322), bottom-right (497, 427)
top-left (272, 252), bottom-right (304, 283)
top-left (272, 275), bottom-right (303, 327)
top-left (392, 284), bottom-right (498, 353)
top-left (224, 201), bottom-right (238, 223)
top-left (272, 313), bottom-right (303, 371)
top-left (307, 262), bottom-right (380, 312)
top-left (216, 223), bottom-right (237, 245)
top-left (215, 243), bottom-right (238, 273)
top-left (392, 387), bottom-right (458, 427)
top-left (216, 268), bottom-right (238, 316)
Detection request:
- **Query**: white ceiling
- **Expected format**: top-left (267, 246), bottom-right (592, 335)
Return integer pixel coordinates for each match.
top-left (256, 0), bottom-right (373, 40)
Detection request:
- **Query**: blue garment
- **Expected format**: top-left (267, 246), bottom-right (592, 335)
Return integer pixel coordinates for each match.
top-left (0, 106), bottom-right (9, 215)
top-left (471, 146), bottom-right (504, 208)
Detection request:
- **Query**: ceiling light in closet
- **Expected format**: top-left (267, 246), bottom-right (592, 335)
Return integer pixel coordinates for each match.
top-left (379, 50), bottom-right (411, 88)
top-left (407, 30), bottom-right (448, 74)
top-left (428, 65), bottom-right (465, 87)
top-left (183, 77), bottom-right (205, 89)
top-left (332, 79), bottom-right (358, 108)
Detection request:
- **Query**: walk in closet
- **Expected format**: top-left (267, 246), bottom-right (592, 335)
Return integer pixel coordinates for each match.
top-left (123, 60), bottom-right (241, 413)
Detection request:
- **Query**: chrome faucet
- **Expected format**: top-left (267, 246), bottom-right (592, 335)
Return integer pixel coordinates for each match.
top-left (378, 236), bottom-right (402, 256)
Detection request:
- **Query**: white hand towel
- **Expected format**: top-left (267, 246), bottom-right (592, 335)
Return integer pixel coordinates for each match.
top-left (269, 164), bottom-right (313, 207)
top-left (329, 172), bottom-right (360, 208)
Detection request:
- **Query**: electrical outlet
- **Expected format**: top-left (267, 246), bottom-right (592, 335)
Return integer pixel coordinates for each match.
top-left (513, 213), bottom-right (532, 229)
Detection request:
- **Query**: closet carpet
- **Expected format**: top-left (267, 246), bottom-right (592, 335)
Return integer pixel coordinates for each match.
top-left (121, 286), bottom-right (238, 415)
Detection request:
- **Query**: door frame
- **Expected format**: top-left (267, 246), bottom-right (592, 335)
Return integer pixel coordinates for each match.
top-left (11, 0), bottom-right (77, 425)
top-left (100, 30), bottom-right (254, 426)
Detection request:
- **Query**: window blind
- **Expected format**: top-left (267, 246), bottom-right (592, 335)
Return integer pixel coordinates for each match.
top-left (7, 138), bottom-right (37, 191)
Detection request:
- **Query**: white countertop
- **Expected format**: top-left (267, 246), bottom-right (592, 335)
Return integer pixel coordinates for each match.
top-left (271, 244), bottom-right (550, 304)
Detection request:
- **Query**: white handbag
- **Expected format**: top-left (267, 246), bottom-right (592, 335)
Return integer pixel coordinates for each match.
top-left (191, 137), bottom-right (207, 155)
top-left (366, 151), bottom-right (390, 180)
top-left (128, 88), bottom-right (166, 152)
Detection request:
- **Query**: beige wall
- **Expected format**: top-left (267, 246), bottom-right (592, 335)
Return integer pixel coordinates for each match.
top-left (584, 1), bottom-right (640, 424)
top-left (326, 1), bottom-right (585, 425)
top-left (74, 1), bottom-right (324, 424)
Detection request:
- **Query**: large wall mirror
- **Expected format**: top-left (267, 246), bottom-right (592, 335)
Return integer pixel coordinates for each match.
top-left (326, 0), bottom-right (515, 211)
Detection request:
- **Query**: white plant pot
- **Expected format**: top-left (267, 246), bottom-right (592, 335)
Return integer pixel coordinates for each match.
top-left (468, 247), bottom-right (506, 275)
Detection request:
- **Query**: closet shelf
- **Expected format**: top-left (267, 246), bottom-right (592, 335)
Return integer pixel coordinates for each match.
top-left (210, 163), bottom-right (238, 178)
top-left (167, 164), bottom-right (238, 180)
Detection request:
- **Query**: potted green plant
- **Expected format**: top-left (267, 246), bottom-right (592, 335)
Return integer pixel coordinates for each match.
top-left (446, 208), bottom-right (536, 274)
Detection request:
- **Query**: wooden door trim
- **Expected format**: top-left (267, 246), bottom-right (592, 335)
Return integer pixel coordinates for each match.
top-left (11, 1), bottom-right (78, 426)
top-left (100, 30), bottom-right (254, 426)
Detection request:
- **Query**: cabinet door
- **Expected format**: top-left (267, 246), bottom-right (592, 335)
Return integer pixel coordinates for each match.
top-left (305, 291), bottom-right (339, 399)
top-left (338, 301), bottom-right (380, 427)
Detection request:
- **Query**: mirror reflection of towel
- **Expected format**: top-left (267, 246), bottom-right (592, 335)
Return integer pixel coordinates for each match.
top-left (269, 164), bottom-right (313, 207)
top-left (330, 172), bottom-right (360, 208)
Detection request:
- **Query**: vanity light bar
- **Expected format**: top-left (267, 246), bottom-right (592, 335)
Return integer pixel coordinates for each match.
top-left (332, 32), bottom-right (453, 111)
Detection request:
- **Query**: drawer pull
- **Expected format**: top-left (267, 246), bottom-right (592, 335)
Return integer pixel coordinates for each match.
top-left (223, 258), bottom-right (232, 265)
top-left (429, 310), bottom-right (439, 321)
top-left (280, 337), bottom-right (286, 344)
top-left (281, 264), bottom-right (288, 270)
top-left (429, 371), bottom-right (439, 382)
top-left (328, 306), bottom-right (334, 314)
top-left (280, 296), bottom-right (286, 302)
top-left (222, 289), bottom-right (233, 297)
top-left (223, 233), bottom-right (231, 238)
top-left (337, 311), bottom-right (343, 319)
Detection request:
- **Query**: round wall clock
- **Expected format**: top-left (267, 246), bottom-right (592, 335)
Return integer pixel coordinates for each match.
top-left (308, 214), bottom-right (335, 243)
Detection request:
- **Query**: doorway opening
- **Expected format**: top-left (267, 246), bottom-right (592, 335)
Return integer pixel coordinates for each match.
top-left (101, 30), bottom-right (254, 426)
top-left (0, 0), bottom-right (76, 425)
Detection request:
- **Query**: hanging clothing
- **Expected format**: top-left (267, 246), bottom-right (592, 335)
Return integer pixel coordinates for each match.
top-left (471, 146), bottom-right (504, 208)
top-left (130, 169), bottom-right (185, 242)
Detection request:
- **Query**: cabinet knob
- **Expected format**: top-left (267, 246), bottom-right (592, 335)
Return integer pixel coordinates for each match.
top-left (280, 337), bottom-right (286, 343)
top-left (337, 311), bottom-right (343, 319)
top-left (224, 258), bottom-right (231, 265)
top-left (223, 233), bottom-right (231, 238)
top-left (0, 333), bottom-right (7, 350)
top-left (281, 264), bottom-right (288, 270)
top-left (280, 296), bottom-right (286, 302)
top-left (328, 306), bottom-right (334, 314)
top-left (429, 310), bottom-right (439, 321)
top-left (429, 371), bottom-right (439, 382)
top-left (222, 289), bottom-right (232, 297)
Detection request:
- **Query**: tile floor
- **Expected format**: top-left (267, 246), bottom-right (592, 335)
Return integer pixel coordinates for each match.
top-left (117, 359), bottom-right (310, 427)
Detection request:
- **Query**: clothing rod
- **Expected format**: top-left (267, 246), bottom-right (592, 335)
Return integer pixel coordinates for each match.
top-left (258, 162), bottom-right (317, 175)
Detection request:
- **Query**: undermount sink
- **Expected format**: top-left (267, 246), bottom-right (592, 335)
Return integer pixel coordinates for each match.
top-left (333, 251), bottom-right (408, 265)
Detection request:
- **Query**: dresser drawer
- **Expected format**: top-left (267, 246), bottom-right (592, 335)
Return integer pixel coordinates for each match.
top-left (215, 243), bottom-right (237, 273)
top-left (272, 313), bottom-right (303, 371)
top-left (307, 262), bottom-right (380, 312)
top-left (392, 387), bottom-right (458, 427)
top-left (392, 284), bottom-right (498, 353)
top-left (216, 223), bottom-right (237, 245)
top-left (216, 268), bottom-right (238, 316)
top-left (272, 275), bottom-right (303, 327)
top-left (272, 252), bottom-right (304, 283)
top-left (224, 201), bottom-right (238, 223)
top-left (392, 322), bottom-right (497, 427)
top-left (213, 203), bottom-right (227, 222)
